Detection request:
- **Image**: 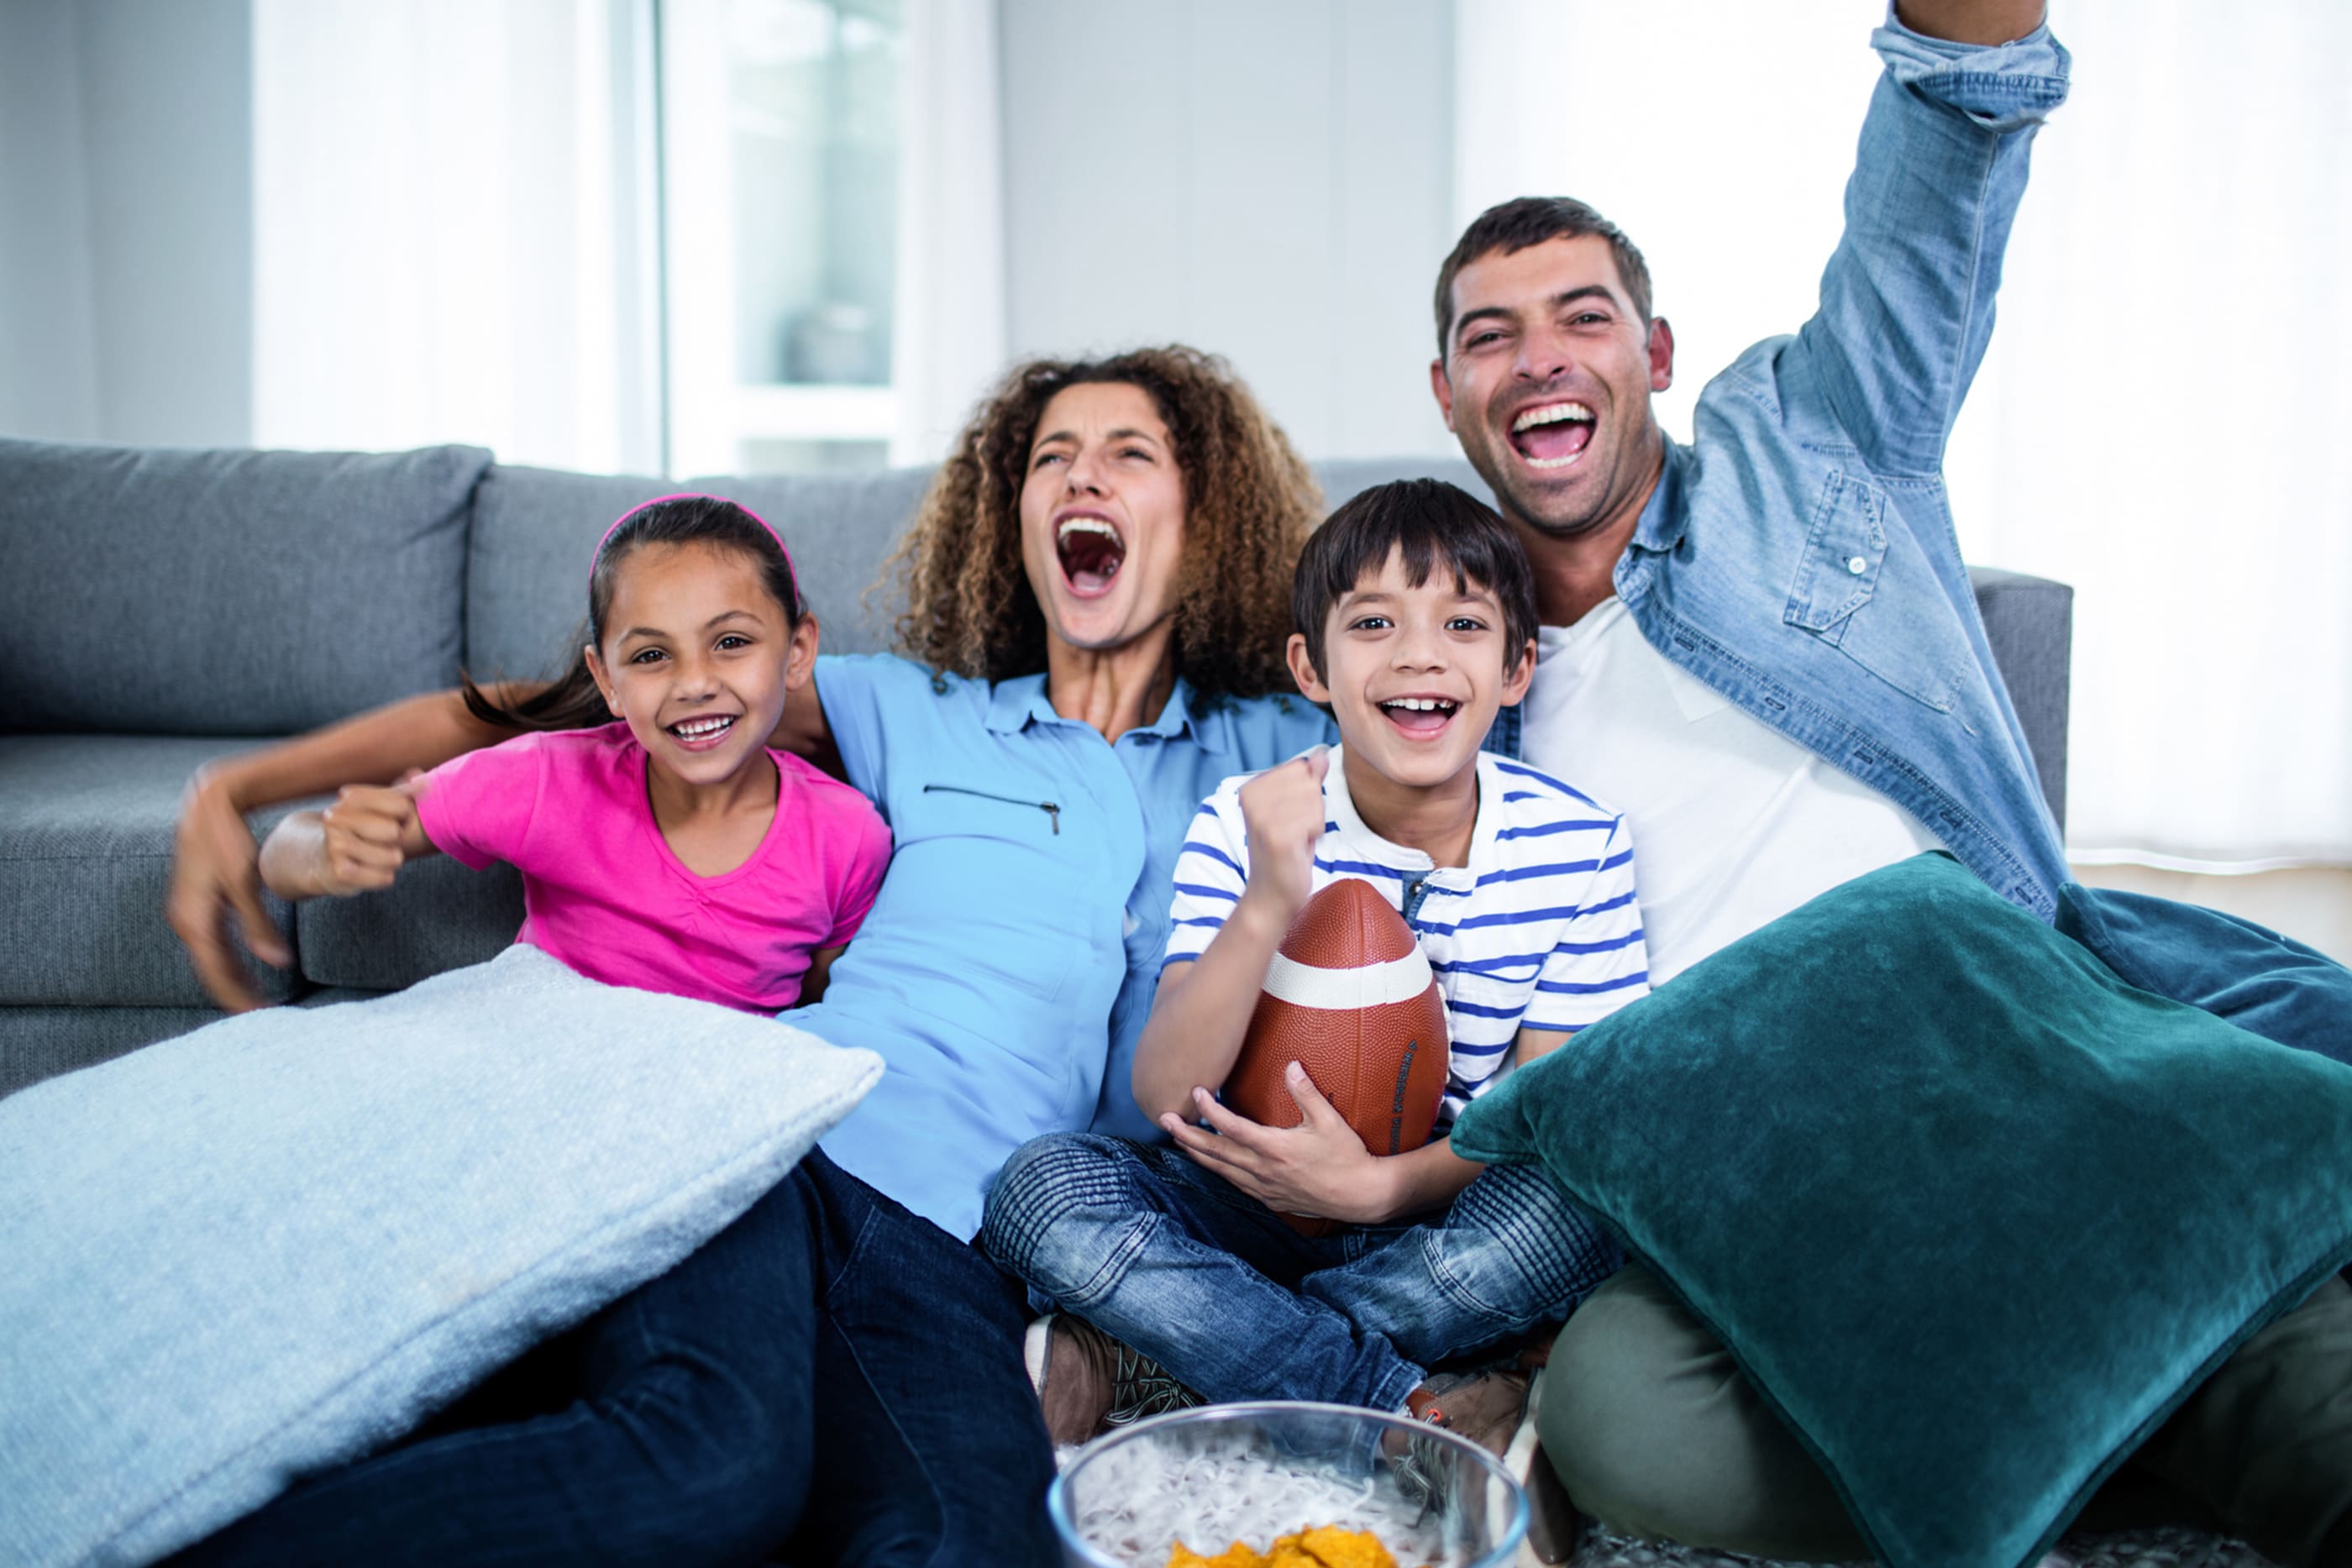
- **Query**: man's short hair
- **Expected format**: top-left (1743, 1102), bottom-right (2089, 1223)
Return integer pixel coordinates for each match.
top-left (1433, 197), bottom-right (1655, 359)
top-left (1294, 479), bottom-right (1540, 679)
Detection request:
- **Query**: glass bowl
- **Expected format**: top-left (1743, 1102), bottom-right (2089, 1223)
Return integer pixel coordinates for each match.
top-left (1047, 1400), bottom-right (1529, 1568)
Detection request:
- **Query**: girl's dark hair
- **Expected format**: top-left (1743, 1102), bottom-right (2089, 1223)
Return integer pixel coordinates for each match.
top-left (462, 495), bottom-right (801, 732)
top-left (1293, 478), bottom-right (1538, 679)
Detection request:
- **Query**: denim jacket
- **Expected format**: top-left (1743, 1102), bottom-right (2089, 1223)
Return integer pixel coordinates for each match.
top-left (1493, 21), bottom-right (2352, 1065)
top-left (1494, 18), bottom-right (2074, 918)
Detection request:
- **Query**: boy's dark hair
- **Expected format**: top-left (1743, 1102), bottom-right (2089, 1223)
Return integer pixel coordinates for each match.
top-left (461, 496), bottom-right (802, 732)
top-left (1433, 196), bottom-right (1654, 358)
top-left (1294, 479), bottom-right (1538, 679)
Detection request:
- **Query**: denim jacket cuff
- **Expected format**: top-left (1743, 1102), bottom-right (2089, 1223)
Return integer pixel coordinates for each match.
top-left (1872, 15), bottom-right (2071, 133)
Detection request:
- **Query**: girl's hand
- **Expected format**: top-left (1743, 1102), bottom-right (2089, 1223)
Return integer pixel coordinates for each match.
top-left (1235, 747), bottom-right (1329, 926)
top-left (1159, 1062), bottom-right (1394, 1227)
top-left (313, 778), bottom-right (424, 896)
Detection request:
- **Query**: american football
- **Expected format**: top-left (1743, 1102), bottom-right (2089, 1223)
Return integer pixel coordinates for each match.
top-left (1226, 878), bottom-right (1451, 1234)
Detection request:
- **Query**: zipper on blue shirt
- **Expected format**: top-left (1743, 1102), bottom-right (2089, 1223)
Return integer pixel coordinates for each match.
top-left (923, 782), bottom-right (1061, 835)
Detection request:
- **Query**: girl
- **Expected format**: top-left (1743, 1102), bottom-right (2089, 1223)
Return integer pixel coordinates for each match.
top-left (259, 495), bottom-right (891, 1015)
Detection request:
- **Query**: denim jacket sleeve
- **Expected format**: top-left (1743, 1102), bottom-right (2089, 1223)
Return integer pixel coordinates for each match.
top-left (1788, 18), bottom-right (2071, 480)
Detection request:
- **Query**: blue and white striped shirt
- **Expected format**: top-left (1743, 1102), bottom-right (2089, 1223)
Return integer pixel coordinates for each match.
top-left (1163, 747), bottom-right (1651, 1128)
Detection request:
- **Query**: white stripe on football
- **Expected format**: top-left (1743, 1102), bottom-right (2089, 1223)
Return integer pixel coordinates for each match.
top-left (1261, 947), bottom-right (1436, 1011)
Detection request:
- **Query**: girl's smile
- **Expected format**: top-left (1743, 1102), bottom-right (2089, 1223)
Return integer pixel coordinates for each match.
top-left (585, 541), bottom-right (816, 808)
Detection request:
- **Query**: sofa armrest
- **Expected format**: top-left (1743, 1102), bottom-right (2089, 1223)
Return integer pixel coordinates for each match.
top-left (1967, 566), bottom-right (2073, 832)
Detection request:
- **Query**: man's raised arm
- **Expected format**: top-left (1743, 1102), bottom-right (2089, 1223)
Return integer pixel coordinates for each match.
top-left (1894, 1), bottom-right (2045, 47)
top-left (1788, 3), bottom-right (2069, 480)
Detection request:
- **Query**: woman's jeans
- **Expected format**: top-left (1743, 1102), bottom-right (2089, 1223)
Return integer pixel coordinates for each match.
top-left (981, 1132), bottom-right (1621, 1416)
top-left (171, 1151), bottom-right (1058, 1568)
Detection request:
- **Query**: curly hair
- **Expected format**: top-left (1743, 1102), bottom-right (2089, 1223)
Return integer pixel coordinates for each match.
top-left (880, 346), bottom-right (1321, 702)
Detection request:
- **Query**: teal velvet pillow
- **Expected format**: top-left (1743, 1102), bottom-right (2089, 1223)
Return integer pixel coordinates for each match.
top-left (1448, 852), bottom-right (2352, 1568)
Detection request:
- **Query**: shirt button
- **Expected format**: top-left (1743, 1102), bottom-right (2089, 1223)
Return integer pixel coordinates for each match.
top-left (1845, 555), bottom-right (1868, 575)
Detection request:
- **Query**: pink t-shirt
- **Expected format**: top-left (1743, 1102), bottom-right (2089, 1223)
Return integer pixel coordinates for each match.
top-left (413, 723), bottom-right (892, 1013)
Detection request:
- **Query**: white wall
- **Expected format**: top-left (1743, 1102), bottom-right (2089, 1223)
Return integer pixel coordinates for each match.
top-left (0, 0), bottom-right (251, 448)
top-left (0, 2), bottom-right (102, 440)
top-left (998, 0), bottom-right (1458, 461)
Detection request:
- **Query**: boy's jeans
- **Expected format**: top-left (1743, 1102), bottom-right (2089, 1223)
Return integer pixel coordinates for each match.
top-left (982, 1131), bottom-right (1622, 1415)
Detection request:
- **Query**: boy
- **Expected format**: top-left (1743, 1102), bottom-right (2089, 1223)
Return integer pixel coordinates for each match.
top-left (980, 479), bottom-right (1649, 1490)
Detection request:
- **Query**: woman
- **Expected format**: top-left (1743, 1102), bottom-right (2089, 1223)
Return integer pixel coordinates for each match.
top-left (163, 347), bottom-right (1336, 1565)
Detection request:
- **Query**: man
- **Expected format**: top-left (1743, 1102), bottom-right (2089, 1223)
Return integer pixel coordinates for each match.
top-left (1429, 2), bottom-right (2352, 1562)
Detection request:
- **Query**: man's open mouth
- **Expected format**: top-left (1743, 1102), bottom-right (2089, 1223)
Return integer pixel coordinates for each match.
top-left (1378, 696), bottom-right (1460, 736)
top-left (1509, 401), bottom-right (1595, 470)
top-left (1057, 517), bottom-right (1126, 595)
top-left (666, 714), bottom-right (738, 750)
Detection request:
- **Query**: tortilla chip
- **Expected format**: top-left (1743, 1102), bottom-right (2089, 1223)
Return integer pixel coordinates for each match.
top-left (1295, 1525), bottom-right (1398, 1568)
top-left (1166, 1524), bottom-right (1398, 1568)
top-left (1167, 1542), bottom-right (1268, 1568)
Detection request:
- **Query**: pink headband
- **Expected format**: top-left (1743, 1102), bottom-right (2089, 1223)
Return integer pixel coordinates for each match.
top-left (591, 492), bottom-right (798, 604)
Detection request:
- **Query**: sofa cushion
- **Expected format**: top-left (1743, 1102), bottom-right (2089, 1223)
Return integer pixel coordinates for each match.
top-left (705, 468), bottom-right (940, 658)
top-left (459, 467), bottom-right (673, 686)
top-left (0, 438), bottom-right (487, 734)
top-left (1447, 852), bottom-right (2352, 1568)
top-left (0, 946), bottom-right (884, 1568)
top-left (463, 465), bottom-right (936, 686)
top-left (462, 458), bottom-right (1487, 690)
top-left (0, 990), bottom-right (395, 1101)
top-left (1312, 455), bottom-right (1486, 513)
top-left (293, 852), bottom-right (523, 993)
top-left (0, 736), bottom-right (307, 1009)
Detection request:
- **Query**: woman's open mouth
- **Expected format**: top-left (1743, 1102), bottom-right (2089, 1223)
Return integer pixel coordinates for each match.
top-left (1056, 517), bottom-right (1126, 596)
top-left (665, 714), bottom-right (738, 753)
top-left (1508, 401), bottom-right (1595, 471)
top-left (1378, 696), bottom-right (1460, 737)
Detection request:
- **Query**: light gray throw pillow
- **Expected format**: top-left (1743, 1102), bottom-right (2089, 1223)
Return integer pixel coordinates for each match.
top-left (0, 947), bottom-right (882, 1568)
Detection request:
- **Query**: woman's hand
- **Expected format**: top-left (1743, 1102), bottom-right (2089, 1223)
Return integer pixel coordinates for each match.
top-left (1235, 746), bottom-right (1330, 926)
top-left (1159, 1062), bottom-right (1397, 1226)
top-left (167, 772), bottom-right (291, 1013)
top-left (162, 690), bottom-right (517, 1010)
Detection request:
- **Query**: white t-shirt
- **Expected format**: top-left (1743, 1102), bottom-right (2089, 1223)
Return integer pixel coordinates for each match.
top-left (1518, 597), bottom-right (1945, 983)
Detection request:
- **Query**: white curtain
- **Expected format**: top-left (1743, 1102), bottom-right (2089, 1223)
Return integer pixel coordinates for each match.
top-left (1454, 0), bottom-right (2352, 869)
top-left (250, 0), bottom-right (659, 474)
top-left (888, 0), bottom-right (1006, 467)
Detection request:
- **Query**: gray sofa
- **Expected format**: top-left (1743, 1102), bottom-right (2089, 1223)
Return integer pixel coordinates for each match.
top-left (0, 436), bottom-right (2073, 1099)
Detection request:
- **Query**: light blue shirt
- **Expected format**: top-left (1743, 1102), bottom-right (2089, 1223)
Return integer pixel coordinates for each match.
top-left (799, 653), bottom-right (1332, 1237)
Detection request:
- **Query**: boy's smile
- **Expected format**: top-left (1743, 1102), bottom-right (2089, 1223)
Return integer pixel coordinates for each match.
top-left (1286, 548), bottom-right (1535, 838)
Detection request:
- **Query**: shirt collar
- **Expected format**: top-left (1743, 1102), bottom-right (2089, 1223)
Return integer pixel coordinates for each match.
top-left (1628, 438), bottom-right (1693, 556)
top-left (984, 670), bottom-right (1218, 749)
top-left (984, 672), bottom-right (1054, 734)
top-left (1321, 744), bottom-right (1499, 882)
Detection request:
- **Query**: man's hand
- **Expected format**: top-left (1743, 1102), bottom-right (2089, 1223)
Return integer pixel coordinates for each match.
top-left (311, 778), bottom-right (427, 896)
top-left (166, 774), bottom-right (291, 1013)
top-left (1893, 0), bottom-right (2045, 46)
top-left (1160, 1062), bottom-right (1394, 1226)
top-left (1235, 747), bottom-right (1330, 926)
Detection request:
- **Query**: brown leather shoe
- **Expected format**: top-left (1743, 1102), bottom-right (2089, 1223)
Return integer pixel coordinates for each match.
top-left (1023, 1313), bottom-right (1202, 1449)
top-left (1403, 1366), bottom-right (1530, 1455)
top-left (1399, 1367), bottom-right (1586, 1561)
